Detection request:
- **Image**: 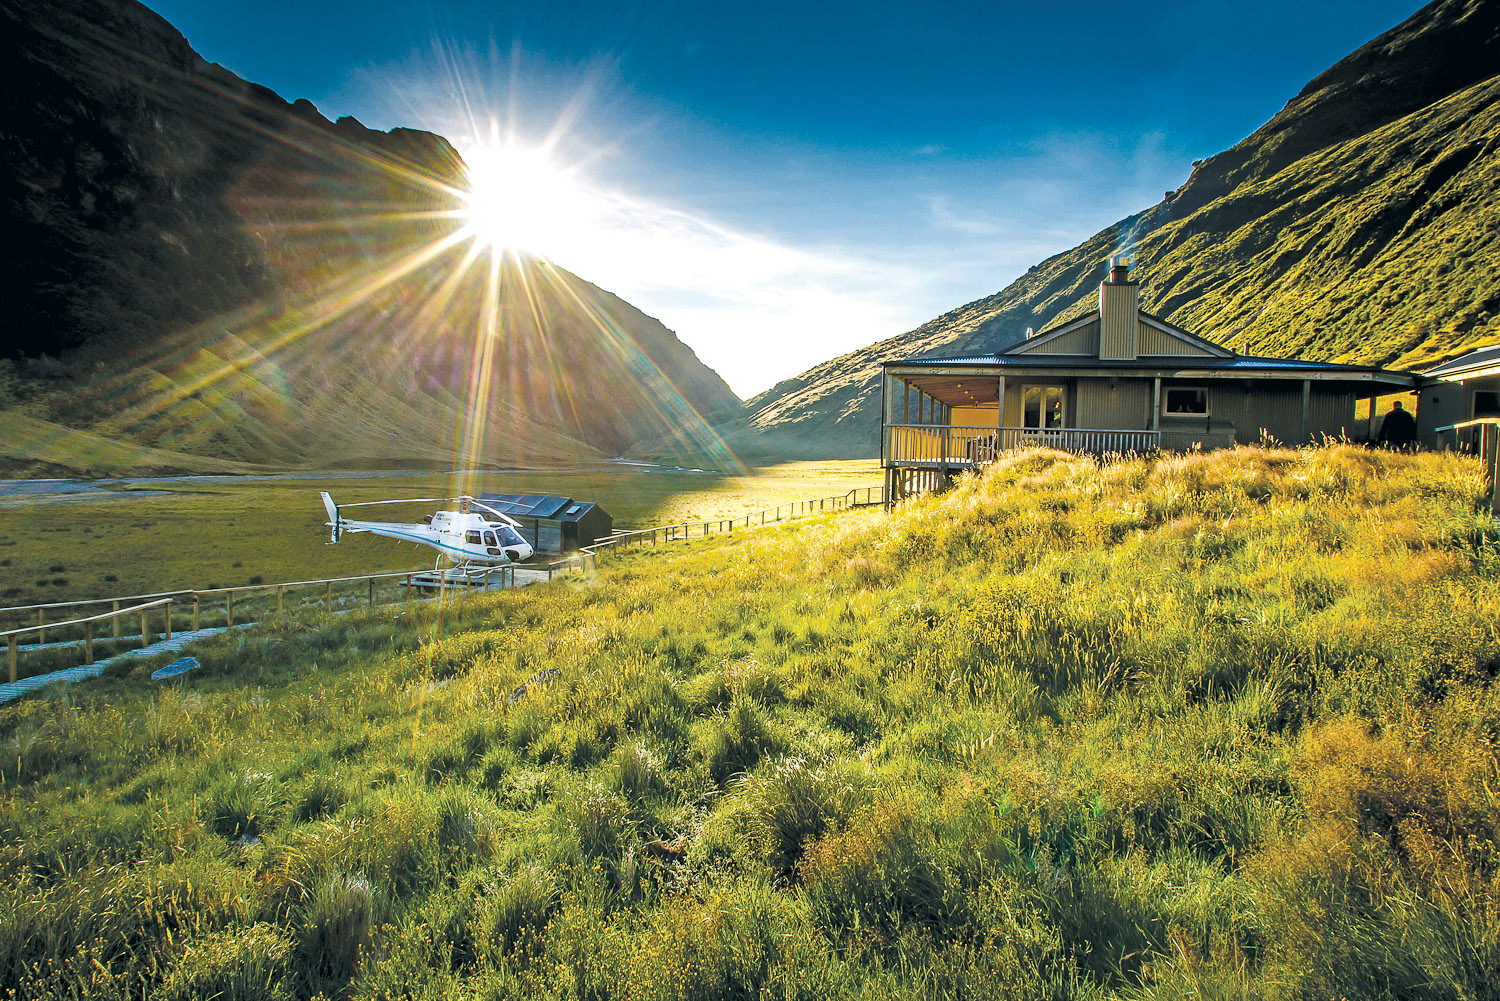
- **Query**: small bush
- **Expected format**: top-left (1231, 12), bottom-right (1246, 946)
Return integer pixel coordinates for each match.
top-left (481, 864), bottom-right (558, 960)
top-left (297, 873), bottom-right (374, 991)
top-left (207, 771), bottom-right (278, 840)
top-left (694, 696), bottom-right (785, 784)
top-left (293, 774), bottom-right (350, 822)
top-left (157, 923), bottom-right (293, 1001)
top-left (569, 783), bottom-right (634, 856)
top-left (738, 755), bottom-right (868, 876)
top-left (608, 740), bottom-right (665, 801)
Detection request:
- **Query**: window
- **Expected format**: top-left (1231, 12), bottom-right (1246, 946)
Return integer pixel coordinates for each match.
top-left (1475, 391), bottom-right (1500, 418)
top-left (1022, 385), bottom-right (1065, 429)
top-left (465, 531), bottom-right (482, 545)
top-left (483, 531), bottom-right (497, 546)
top-left (501, 527), bottom-right (526, 547)
top-left (1163, 387), bottom-right (1208, 416)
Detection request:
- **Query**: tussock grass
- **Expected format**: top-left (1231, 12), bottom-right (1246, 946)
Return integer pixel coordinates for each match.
top-left (1, 444), bottom-right (1496, 998)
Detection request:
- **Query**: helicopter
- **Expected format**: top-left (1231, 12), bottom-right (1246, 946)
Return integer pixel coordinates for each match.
top-left (320, 492), bottom-right (534, 568)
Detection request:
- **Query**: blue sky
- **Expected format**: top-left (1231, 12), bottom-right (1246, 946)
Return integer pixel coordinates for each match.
top-left (147, 0), bottom-right (1425, 396)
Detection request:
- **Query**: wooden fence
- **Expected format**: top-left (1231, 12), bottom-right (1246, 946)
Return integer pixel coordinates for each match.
top-left (1, 484), bottom-right (885, 682)
top-left (548, 484), bottom-right (885, 576)
top-left (0, 569), bottom-right (433, 683)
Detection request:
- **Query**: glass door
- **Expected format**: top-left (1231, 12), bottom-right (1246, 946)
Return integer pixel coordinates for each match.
top-left (1022, 385), bottom-right (1066, 429)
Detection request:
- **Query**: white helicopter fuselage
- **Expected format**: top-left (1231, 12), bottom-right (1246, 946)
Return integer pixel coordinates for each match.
top-left (321, 493), bottom-right (533, 566)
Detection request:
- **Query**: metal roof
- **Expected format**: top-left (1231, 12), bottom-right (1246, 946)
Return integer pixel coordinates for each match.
top-left (477, 494), bottom-right (572, 519)
top-left (885, 352), bottom-right (1412, 377)
top-left (1425, 342), bottom-right (1500, 379)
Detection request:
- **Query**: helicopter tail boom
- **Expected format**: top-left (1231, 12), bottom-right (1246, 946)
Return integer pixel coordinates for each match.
top-left (321, 491), bottom-right (341, 543)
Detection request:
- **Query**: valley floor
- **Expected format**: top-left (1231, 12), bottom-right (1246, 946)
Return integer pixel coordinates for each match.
top-left (1, 445), bottom-right (1496, 999)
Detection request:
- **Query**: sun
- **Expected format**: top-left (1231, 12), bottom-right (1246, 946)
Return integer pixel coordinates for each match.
top-left (457, 142), bottom-right (584, 256)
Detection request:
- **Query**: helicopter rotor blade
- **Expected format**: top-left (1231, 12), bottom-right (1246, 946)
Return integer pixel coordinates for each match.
top-left (465, 499), bottom-right (523, 527)
top-left (332, 496), bottom-right (466, 509)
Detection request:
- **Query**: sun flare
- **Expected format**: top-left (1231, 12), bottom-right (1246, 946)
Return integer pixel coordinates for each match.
top-left (458, 142), bottom-right (584, 255)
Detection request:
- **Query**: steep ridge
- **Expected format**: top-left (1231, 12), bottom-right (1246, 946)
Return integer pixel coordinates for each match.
top-left (0, 0), bottom-right (739, 474)
top-left (746, 0), bottom-right (1500, 457)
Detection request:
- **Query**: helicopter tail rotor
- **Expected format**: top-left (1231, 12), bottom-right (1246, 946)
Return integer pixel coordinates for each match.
top-left (321, 491), bottom-right (342, 543)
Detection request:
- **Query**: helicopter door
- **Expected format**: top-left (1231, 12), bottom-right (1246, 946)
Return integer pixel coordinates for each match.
top-left (483, 530), bottom-right (503, 556)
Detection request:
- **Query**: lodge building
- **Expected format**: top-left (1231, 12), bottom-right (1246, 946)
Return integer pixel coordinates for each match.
top-left (880, 259), bottom-right (1419, 503)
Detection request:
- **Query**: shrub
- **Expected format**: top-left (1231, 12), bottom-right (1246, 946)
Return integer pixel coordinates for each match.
top-left (694, 696), bottom-right (785, 784)
top-left (568, 783), bottom-right (634, 856)
top-left (293, 774), bottom-right (350, 822)
top-left (738, 756), bottom-right (868, 876)
top-left (207, 771), bottom-right (278, 840)
top-left (435, 787), bottom-right (496, 866)
top-left (481, 864), bottom-right (558, 960)
top-left (608, 740), bottom-right (665, 801)
top-left (297, 873), bottom-right (374, 991)
top-left (157, 923), bottom-right (293, 1001)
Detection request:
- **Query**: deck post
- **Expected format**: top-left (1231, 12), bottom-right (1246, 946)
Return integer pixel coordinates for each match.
top-left (1151, 378), bottom-right (1161, 432)
top-left (1300, 380), bottom-right (1312, 444)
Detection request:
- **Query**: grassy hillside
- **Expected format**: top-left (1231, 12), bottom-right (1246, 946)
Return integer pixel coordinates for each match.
top-left (747, 0), bottom-right (1500, 457)
top-left (0, 0), bottom-right (740, 475)
top-left (3, 445), bottom-right (1498, 999)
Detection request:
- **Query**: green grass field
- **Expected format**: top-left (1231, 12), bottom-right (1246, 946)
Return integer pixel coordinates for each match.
top-left (2, 445), bottom-right (1497, 1000)
top-left (0, 461), bottom-right (880, 610)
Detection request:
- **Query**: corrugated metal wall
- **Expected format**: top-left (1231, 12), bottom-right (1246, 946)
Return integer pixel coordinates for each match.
top-left (1098, 284), bottom-right (1139, 360)
top-left (1139, 324), bottom-right (1214, 357)
top-left (1018, 320), bottom-right (1099, 355)
top-left (1074, 378), bottom-right (1150, 429)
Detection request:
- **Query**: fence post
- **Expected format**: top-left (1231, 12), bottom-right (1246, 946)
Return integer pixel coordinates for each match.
top-left (140, 609), bottom-right (149, 649)
top-left (369, 579), bottom-right (375, 606)
top-left (164, 604), bottom-right (172, 642)
top-left (193, 594), bottom-right (200, 631)
top-left (227, 593), bottom-right (234, 627)
top-left (84, 620), bottom-right (93, 664)
top-left (326, 581), bottom-right (333, 613)
top-left (37, 609), bottom-right (44, 645)
top-left (112, 600), bottom-right (120, 639)
top-left (7, 637), bottom-right (15, 683)
top-left (406, 573), bottom-right (413, 596)
top-left (278, 585), bottom-right (285, 614)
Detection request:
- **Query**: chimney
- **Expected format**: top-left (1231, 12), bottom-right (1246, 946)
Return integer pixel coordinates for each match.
top-left (1098, 256), bottom-right (1139, 360)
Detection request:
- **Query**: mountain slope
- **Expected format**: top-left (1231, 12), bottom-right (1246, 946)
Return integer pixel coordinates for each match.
top-left (747, 0), bottom-right (1500, 456)
top-left (0, 0), bottom-right (739, 474)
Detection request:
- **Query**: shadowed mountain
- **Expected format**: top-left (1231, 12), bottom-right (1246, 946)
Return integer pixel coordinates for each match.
top-left (0, 0), bottom-right (739, 475)
top-left (744, 0), bottom-right (1500, 457)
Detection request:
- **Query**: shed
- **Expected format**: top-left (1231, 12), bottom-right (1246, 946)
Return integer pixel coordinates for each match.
top-left (477, 494), bottom-right (613, 554)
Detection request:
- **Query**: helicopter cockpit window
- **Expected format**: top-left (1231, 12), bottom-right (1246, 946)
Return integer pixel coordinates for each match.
top-left (500, 527), bottom-right (526, 547)
top-left (465, 531), bottom-right (482, 545)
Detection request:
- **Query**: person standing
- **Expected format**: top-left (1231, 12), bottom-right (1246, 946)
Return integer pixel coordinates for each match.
top-left (1378, 400), bottom-right (1417, 449)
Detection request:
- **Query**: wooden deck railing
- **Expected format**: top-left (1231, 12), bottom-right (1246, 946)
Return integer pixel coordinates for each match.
top-left (885, 425), bottom-right (1161, 464)
top-left (1435, 418), bottom-right (1500, 516)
